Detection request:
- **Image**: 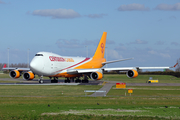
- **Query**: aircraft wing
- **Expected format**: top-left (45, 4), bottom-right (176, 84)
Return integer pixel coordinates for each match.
top-left (2, 64), bottom-right (30, 71)
top-left (103, 67), bottom-right (136, 71)
top-left (104, 66), bottom-right (172, 71)
top-left (67, 68), bottom-right (100, 74)
top-left (2, 67), bottom-right (30, 71)
top-left (67, 63), bottom-right (177, 74)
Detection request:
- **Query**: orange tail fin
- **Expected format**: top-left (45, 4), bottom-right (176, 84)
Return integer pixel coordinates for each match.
top-left (93, 32), bottom-right (107, 59)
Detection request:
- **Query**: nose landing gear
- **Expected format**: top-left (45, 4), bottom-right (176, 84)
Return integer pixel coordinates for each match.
top-left (38, 76), bottom-right (43, 84)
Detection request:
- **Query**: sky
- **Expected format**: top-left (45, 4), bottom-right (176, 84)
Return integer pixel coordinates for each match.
top-left (0, 0), bottom-right (180, 70)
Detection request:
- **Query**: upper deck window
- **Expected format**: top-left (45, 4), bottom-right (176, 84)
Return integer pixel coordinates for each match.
top-left (35, 54), bottom-right (43, 56)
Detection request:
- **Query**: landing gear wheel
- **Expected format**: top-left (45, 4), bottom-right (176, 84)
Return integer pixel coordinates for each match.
top-left (82, 80), bottom-right (89, 83)
top-left (51, 77), bottom-right (58, 83)
top-left (64, 78), bottom-right (70, 83)
top-left (75, 79), bottom-right (81, 83)
top-left (38, 75), bottom-right (44, 84)
top-left (39, 80), bottom-right (43, 84)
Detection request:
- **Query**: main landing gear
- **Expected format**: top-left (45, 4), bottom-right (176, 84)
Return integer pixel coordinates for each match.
top-left (65, 76), bottom-right (89, 83)
top-left (51, 77), bottom-right (58, 83)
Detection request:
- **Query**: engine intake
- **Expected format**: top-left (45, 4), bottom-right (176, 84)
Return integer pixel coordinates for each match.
top-left (126, 69), bottom-right (138, 78)
top-left (90, 72), bottom-right (103, 80)
top-left (9, 70), bottom-right (21, 79)
top-left (23, 72), bottom-right (35, 80)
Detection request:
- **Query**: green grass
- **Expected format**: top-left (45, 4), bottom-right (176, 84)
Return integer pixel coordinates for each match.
top-left (0, 85), bottom-right (180, 119)
top-left (0, 85), bottom-right (101, 97)
top-left (0, 74), bottom-right (180, 119)
top-left (109, 86), bottom-right (180, 97)
top-left (102, 74), bottom-right (180, 83)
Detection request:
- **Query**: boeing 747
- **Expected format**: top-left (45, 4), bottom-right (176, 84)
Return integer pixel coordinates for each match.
top-left (3, 32), bottom-right (177, 83)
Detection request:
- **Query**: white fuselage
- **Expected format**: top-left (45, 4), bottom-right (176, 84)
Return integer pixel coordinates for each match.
top-left (30, 52), bottom-right (91, 76)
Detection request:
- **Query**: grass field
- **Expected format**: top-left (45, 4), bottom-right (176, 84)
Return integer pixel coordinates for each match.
top-left (0, 74), bottom-right (180, 119)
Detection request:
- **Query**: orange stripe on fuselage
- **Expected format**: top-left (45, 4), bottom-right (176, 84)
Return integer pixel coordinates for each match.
top-left (50, 72), bottom-right (80, 78)
top-left (74, 58), bottom-right (106, 69)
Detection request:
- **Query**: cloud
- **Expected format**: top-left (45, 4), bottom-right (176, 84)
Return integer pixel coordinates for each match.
top-left (129, 39), bottom-right (148, 45)
top-left (107, 39), bottom-right (115, 44)
top-left (169, 16), bottom-right (177, 19)
top-left (87, 13), bottom-right (107, 18)
top-left (107, 49), bottom-right (123, 59)
top-left (56, 39), bottom-right (81, 48)
top-left (171, 42), bottom-right (180, 46)
top-left (0, 0), bottom-right (5, 4)
top-left (148, 50), bottom-right (171, 58)
top-left (115, 43), bottom-right (127, 51)
top-left (118, 3), bottom-right (150, 11)
top-left (155, 3), bottom-right (180, 11)
top-left (155, 41), bottom-right (165, 45)
top-left (82, 40), bottom-right (98, 46)
top-left (32, 8), bottom-right (81, 19)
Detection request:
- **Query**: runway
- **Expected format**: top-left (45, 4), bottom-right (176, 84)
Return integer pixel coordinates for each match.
top-left (0, 78), bottom-right (180, 86)
top-left (0, 78), bottom-right (102, 85)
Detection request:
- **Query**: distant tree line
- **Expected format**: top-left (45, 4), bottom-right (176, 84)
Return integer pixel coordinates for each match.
top-left (176, 58), bottom-right (180, 72)
top-left (0, 63), bottom-right (28, 70)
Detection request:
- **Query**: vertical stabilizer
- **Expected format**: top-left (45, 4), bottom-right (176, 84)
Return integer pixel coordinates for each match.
top-left (93, 32), bottom-right (107, 59)
top-left (3, 64), bottom-right (7, 68)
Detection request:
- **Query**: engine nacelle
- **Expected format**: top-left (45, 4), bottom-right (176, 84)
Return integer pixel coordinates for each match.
top-left (23, 71), bottom-right (35, 80)
top-left (90, 71), bottom-right (103, 80)
top-left (126, 69), bottom-right (138, 78)
top-left (9, 70), bottom-right (21, 79)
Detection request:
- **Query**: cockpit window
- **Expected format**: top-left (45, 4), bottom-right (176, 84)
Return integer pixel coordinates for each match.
top-left (35, 54), bottom-right (43, 56)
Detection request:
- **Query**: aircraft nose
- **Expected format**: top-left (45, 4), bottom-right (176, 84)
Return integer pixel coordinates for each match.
top-left (30, 58), bottom-right (44, 73)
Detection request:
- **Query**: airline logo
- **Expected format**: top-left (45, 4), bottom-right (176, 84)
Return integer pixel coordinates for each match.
top-left (49, 56), bottom-right (74, 62)
top-left (101, 43), bottom-right (104, 53)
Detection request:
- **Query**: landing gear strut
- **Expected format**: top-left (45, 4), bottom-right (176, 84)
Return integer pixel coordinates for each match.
top-left (65, 78), bottom-right (70, 83)
top-left (82, 75), bottom-right (89, 83)
top-left (75, 77), bottom-right (81, 83)
top-left (51, 77), bottom-right (58, 83)
top-left (38, 76), bottom-right (43, 84)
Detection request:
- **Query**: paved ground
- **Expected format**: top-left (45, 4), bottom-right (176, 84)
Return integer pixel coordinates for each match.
top-left (0, 78), bottom-right (102, 85)
top-left (89, 83), bottom-right (115, 97)
top-left (126, 83), bottom-right (180, 86)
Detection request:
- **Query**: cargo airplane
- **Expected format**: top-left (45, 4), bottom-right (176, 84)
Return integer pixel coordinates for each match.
top-left (2, 32), bottom-right (177, 83)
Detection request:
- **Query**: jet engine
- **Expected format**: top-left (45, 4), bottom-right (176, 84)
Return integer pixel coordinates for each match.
top-left (23, 71), bottom-right (35, 80)
top-left (9, 70), bottom-right (21, 79)
top-left (126, 69), bottom-right (138, 78)
top-left (90, 71), bottom-right (103, 80)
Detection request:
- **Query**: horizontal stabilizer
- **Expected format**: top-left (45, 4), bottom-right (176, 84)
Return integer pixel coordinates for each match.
top-left (102, 58), bottom-right (133, 65)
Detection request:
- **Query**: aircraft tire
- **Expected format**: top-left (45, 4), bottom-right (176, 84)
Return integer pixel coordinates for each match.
top-left (39, 80), bottom-right (43, 84)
